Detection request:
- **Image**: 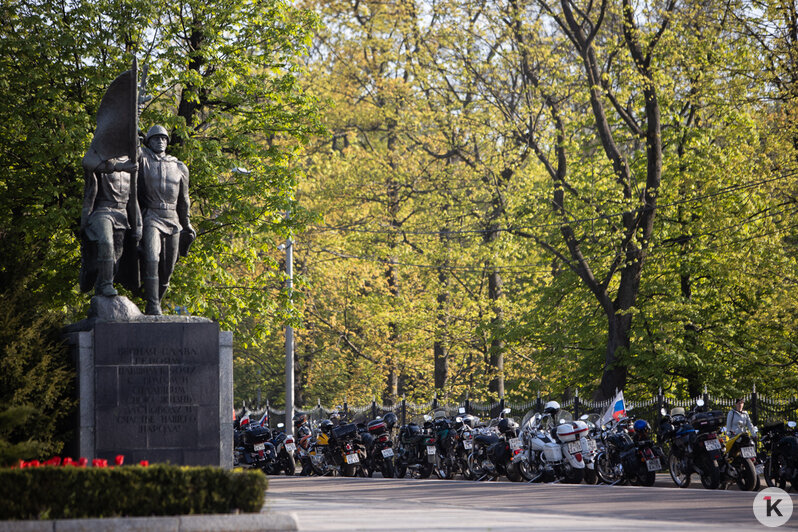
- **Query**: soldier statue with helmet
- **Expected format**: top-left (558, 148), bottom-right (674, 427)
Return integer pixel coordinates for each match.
top-left (79, 59), bottom-right (195, 315)
top-left (137, 124), bottom-right (195, 315)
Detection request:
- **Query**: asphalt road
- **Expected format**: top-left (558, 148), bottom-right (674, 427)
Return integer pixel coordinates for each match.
top-left (264, 476), bottom-right (798, 531)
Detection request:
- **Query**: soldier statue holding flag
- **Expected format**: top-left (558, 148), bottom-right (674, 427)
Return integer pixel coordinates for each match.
top-left (80, 59), bottom-right (195, 314)
top-left (79, 59), bottom-right (142, 298)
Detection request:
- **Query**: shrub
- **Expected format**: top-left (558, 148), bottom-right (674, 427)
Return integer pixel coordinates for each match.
top-left (0, 464), bottom-right (267, 520)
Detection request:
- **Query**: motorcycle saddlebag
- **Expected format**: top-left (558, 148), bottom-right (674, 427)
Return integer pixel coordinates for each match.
top-left (400, 423), bottom-right (423, 443)
top-left (367, 420), bottom-right (388, 435)
top-left (556, 422), bottom-right (586, 443)
top-left (244, 425), bottom-right (272, 445)
top-left (762, 421), bottom-right (785, 434)
top-left (542, 442), bottom-right (563, 462)
top-left (691, 411), bottom-right (724, 432)
top-left (332, 423), bottom-right (359, 441)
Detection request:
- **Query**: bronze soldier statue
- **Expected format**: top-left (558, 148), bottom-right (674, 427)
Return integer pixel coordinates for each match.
top-left (80, 156), bottom-right (141, 296)
top-left (138, 125), bottom-right (195, 315)
top-left (80, 60), bottom-right (196, 314)
top-left (79, 62), bottom-right (141, 297)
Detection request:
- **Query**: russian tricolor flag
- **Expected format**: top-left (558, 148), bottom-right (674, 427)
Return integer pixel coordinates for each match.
top-left (601, 390), bottom-right (626, 425)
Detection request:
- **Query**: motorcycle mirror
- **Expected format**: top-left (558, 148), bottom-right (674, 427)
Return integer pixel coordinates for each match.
top-left (660, 407), bottom-right (667, 416)
top-left (455, 416), bottom-right (462, 422)
top-left (559, 418), bottom-right (565, 424)
top-left (277, 423), bottom-right (284, 428)
top-left (459, 407), bottom-right (466, 414)
top-left (424, 414), bottom-right (432, 422)
top-left (580, 414), bottom-right (589, 420)
top-left (788, 421), bottom-right (797, 429)
top-left (502, 407), bottom-right (511, 414)
top-left (696, 398), bottom-right (705, 407)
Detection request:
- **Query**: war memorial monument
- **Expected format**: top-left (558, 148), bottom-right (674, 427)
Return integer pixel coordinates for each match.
top-left (63, 60), bottom-right (233, 468)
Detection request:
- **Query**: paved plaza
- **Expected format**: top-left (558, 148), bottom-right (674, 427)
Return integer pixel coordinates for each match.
top-left (265, 476), bottom-right (798, 531)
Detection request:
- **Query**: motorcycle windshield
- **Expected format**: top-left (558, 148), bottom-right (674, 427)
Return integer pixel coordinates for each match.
top-left (558, 410), bottom-right (574, 424)
top-left (521, 410), bottom-right (538, 429)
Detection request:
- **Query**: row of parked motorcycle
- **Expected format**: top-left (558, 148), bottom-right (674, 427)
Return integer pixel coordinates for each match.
top-left (233, 400), bottom-right (798, 492)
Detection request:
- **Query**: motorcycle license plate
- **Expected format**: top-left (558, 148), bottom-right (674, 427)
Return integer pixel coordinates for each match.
top-left (646, 458), bottom-right (661, 472)
top-left (426, 446), bottom-right (437, 455)
top-left (568, 441), bottom-right (581, 454)
top-left (704, 439), bottom-right (721, 451)
top-left (741, 446), bottom-right (756, 459)
top-left (345, 453), bottom-right (360, 464)
top-left (381, 448), bottom-right (394, 458)
top-left (463, 441), bottom-right (473, 450)
top-left (285, 443), bottom-right (296, 453)
top-left (509, 437), bottom-right (522, 450)
top-left (756, 463), bottom-right (765, 475)
top-left (254, 443), bottom-right (265, 452)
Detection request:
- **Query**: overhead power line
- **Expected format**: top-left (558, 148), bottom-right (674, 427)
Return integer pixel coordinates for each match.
top-left (309, 172), bottom-right (797, 237)
top-left (310, 205), bottom-right (798, 274)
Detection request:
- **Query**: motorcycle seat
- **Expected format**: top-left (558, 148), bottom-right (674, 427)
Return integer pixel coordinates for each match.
top-left (474, 433), bottom-right (500, 445)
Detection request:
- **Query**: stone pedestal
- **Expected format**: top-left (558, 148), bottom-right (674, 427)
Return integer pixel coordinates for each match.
top-left (65, 319), bottom-right (233, 468)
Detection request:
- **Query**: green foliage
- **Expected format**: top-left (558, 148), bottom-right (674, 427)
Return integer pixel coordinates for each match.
top-left (0, 282), bottom-right (75, 465)
top-left (0, 465), bottom-right (267, 520)
top-left (0, 1), bottom-right (321, 427)
top-left (290, 0), bottom-right (798, 405)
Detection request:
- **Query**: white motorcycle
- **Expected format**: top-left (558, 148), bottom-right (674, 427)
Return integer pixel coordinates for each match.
top-left (514, 401), bottom-right (589, 483)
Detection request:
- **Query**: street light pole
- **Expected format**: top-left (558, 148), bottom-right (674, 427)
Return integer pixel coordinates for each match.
top-left (284, 233), bottom-right (294, 437)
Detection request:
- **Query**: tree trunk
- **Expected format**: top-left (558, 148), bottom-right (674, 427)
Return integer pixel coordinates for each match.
top-left (598, 311), bottom-right (631, 399)
top-left (433, 265), bottom-right (449, 391)
top-left (488, 268), bottom-right (505, 398)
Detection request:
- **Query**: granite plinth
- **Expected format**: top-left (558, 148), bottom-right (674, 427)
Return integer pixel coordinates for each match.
top-left (65, 320), bottom-right (233, 468)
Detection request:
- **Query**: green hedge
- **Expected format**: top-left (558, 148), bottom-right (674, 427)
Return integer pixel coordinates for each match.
top-left (0, 465), bottom-right (267, 520)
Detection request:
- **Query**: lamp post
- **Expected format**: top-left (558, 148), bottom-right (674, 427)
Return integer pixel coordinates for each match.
top-left (280, 231), bottom-right (295, 436)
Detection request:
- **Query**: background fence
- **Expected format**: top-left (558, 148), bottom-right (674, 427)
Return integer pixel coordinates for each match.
top-left (251, 389), bottom-right (798, 431)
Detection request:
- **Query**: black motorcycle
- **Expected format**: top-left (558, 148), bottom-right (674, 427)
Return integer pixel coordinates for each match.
top-left (234, 415), bottom-right (295, 475)
top-left (453, 411), bottom-right (478, 480)
top-left (269, 423), bottom-right (297, 475)
top-left (359, 413), bottom-right (397, 478)
top-left (395, 419), bottom-right (436, 478)
top-left (468, 408), bottom-right (524, 481)
top-left (761, 420), bottom-right (798, 491)
top-left (596, 417), bottom-right (664, 486)
top-left (330, 422), bottom-right (368, 477)
top-left (660, 401), bottom-right (727, 489)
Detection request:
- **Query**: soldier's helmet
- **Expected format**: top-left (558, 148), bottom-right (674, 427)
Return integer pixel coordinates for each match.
top-left (145, 124), bottom-right (170, 144)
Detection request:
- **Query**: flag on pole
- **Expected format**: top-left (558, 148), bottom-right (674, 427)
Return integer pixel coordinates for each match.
top-left (600, 390), bottom-right (626, 425)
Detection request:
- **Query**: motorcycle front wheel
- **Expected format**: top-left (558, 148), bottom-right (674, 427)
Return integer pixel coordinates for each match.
top-left (596, 452), bottom-right (621, 485)
top-left (467, 452), bottom-right (482, 479)
top-left (733, 457), bottom-right (757, 491)
top-left (668, 451), bottom-right (691, 488)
